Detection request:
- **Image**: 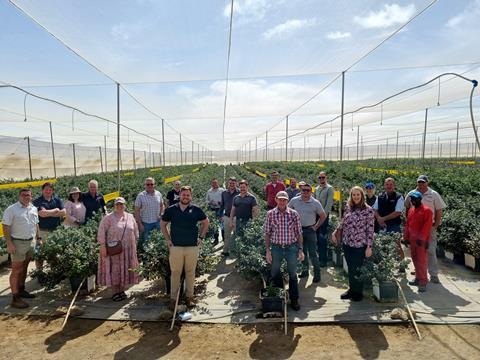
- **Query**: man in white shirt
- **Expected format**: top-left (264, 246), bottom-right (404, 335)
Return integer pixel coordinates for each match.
top-left (206, 178), bottom-right (225, 246)
top-left (2, 188), bottom-right (41, 309)
top-left (405, 175), bottom-right (447, 284)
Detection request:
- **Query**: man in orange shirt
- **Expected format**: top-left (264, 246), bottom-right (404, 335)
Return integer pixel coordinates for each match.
top-left (404, 191), bottom-right (433, 292)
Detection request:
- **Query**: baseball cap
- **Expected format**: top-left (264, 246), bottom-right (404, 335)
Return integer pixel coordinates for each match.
top-left (114, 197), bottom-right (126, 204)
top-left (297, 181), bottom-right (307, 186)
top-left (276, 191), bottom-right (289, 200)
top-left (365, 182), bottom-right (375, 189)
top-left (417, 175), bottom-right (429, 183)
top-left (410, 191), bottom-right (423, 200)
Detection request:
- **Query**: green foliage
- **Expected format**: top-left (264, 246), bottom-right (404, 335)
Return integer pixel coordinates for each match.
top-left (359, 232), bottom-right (410, 283)
top-left (261, 284), bottom-right (285, 298)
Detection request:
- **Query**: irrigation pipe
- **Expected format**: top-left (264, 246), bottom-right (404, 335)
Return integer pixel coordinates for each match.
top-left (395, 279), bottom-right (422, 341)
top-left (61, 277), bottom-right (85, 330)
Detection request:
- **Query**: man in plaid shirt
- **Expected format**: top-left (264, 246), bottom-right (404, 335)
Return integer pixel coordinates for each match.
top-left (264, 191), bottom-right (304, 310)
top-left (134, 177), bottom-right (164, 251)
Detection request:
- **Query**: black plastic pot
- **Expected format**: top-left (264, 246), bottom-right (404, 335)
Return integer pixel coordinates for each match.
top-left (453, 252), bottom-right (465, 265)
top-left (373, 280), bottom-right (398, 303)
top-left (69, 276), bottom-right (87, 293)
top-left (260, 288), bottom-right (284, 313)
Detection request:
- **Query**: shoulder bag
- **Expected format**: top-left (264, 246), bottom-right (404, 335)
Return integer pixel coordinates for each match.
top-left (106, 216), bottom-right (128, 256)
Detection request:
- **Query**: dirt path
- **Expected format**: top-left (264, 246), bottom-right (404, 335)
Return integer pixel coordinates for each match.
top-left (1, 315), bottom-right (478, 359)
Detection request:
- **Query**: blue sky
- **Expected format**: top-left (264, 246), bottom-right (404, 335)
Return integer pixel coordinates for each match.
top-left (1, 0), bottom-right (479, 153)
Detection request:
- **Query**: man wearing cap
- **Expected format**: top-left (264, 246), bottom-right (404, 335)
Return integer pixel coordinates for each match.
top-left (405, 175), bottom-right (446, 284)
top-left (265, 171), bottom-right (286, 210)
top-left (33, 182), bottom-right (66, 271)
top-left (2, 188), bottom-right (41, 308)
top-left (314, 171), bottom-right (334, 267)
top-left (404, 191), bottom-right (433, 292)
top-left (288, 182), bottom-right (326, 283)
top-left (365, 182), bottom-right (380, 232)
top-left (373, 178), bottom-right (404, 233)
top-left (134, 177), bottom-right (164, 252)
top-left (161, 186), bottom-right (209, 309)
top-left (286, 178), bottom-right (300, 200)
top-left (264, 191), bottom-right (304, 310)
top-left (83, 179), bottom-right (106, 221)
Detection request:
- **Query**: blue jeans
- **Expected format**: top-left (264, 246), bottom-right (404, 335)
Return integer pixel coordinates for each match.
top-left (385, 223), bottom-right (401, 233)
top-left (271, 244), bottom-right (300, 300)
top-left (316, 217), bottom-right (329, 265)
top-left (139, 221), bottom-right (160, 251)
top-left (302, 227), bottom-right (320, 278)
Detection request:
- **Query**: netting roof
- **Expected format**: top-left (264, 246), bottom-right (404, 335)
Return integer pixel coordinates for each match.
top-left (1, 0), bottom-right (479, 161)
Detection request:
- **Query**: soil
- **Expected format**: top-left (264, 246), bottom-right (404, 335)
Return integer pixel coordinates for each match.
top-left (0, 315), bottom-right (479, 359)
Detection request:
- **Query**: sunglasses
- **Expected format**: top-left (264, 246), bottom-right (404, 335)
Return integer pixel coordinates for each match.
top-left (145, 183), bottom-right (154, 186)
top-left (301, 188), bottom-right (312, 192)
top-left (318, 176), bottom-right (326, 179)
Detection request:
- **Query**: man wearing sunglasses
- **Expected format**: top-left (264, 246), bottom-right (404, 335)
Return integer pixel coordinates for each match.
top-left (134, 177), bottom-right (164, 252)
top-left (314, 171), bottom-right (334, 267)
top-left (289, 182), bottom-right (326, 283)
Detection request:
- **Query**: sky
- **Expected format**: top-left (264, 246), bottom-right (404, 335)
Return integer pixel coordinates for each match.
top-left (1, 0), bottom-right (480, 157)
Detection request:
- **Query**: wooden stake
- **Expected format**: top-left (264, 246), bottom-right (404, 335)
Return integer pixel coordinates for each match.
top-left (170, 278), bottom-right (182, 331)
top-left (395, 279), bottom-right (422, 340)
top-left (62, 277), bottom-right (85, 329)
top-left (283, 281), bottom-right (288, 335)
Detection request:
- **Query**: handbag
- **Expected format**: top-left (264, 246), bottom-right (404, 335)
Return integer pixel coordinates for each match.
top-left (106, 217), bottom-right (128, 256)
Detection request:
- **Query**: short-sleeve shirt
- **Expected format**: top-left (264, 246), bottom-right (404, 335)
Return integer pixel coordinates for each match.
top-left (405, 187), bottom-right (446, 223)
top-left (2, 202), bottom-right (38, 239)
top-left (82, 192), bottom-right (106, 221)
top-left (288, 196), bottom-right (325, 227)
top-left (233, 193), bottom-right (258, 220)
top-left (263, 207), bottom-right (302, 246)
top-left (33, 195), bottom-right (64, 230)
top-left (161, 203), bottom-right (207, 246)
top-left (167, 189), bottom-right (181, 206)
top-left (135, 190), bottom-right (163, 223)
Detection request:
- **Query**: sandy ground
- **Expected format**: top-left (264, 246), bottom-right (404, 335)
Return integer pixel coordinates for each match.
top-left (0, 315), bottom-right (478, 359)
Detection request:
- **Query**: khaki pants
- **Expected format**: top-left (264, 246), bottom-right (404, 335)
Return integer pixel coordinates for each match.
top-left (11, 239), bottom-right (35, 262)
top-left (428, 228), bottom-right (438, 277)
top-left (223, 217), bottom-right (234, 252)
top-left (169, 246), bottom-right (199, 300)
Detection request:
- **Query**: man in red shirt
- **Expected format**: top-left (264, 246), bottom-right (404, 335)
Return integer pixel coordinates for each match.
top-left (404, 191), bottom-right (433, 292)
top-left (265, 171), bottom-right (286, 210)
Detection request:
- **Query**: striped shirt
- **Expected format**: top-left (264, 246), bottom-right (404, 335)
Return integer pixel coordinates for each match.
top-left (263, 207), bottom-right (302, 246)
top-left (134, 190), bottom-right (163, 223)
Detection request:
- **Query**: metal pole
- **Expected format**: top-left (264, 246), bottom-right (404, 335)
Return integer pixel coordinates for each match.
top-left (421, 108), bottom-right (428, 160)
top-left (72, 143), bottom-right (77, 177)
top-left (255, 137), bottom-right (258, 162)
top-left (49, 122), bottom-right (57, 178)
top-left (197, 143), bottom-right (200, 163)
top-left (191, 141), bottom-right (194, 164)
top-left (179, 133), bottom-right (183, 165)
top-left (285, 115), bottom-right (289, 161)
top-left (303, 136), bottom-right (306, 161)
top-left (99, 146), bottom-right (104, 172)
top-left (356, 125), bottom-right (360, 161)
top-left (265, 132), bottom-right (268, 161)
top-left (455, 122), bottom-right (459, 158)
top-left (323, 133), bottom-right (327, 160)
top-left (161, 119), bottom-right (166, 166)
top-left (395, 130), bottom-right (399, 159)
top-left (340, 71), bottom-right (345, 163)
top-left (133, 141), bottom-right (136, 170)
top-left (386, 138), bottom-right (389, 159)
top-left (248, 140), bottom-right (251, 162)
top-left (144, 150), bottom-right (147, 168)
top-left (116, 83), bottom-right (120, 192)
top-left (26, 136), bottom-right (33, 180)
top-left (104, 135), bottom-right (107, 172)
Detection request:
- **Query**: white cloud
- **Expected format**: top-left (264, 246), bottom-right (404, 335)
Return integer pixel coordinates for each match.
top-left (224, 0), bottom-right (268, 23)
top-left (354, 3), bottom-right (416, 29)
top-left (326, 31), bottom-right (352, 40)
top-left (263, 18), bottom-right (316, 40)
top-left (111, 24), bottom-right (131, 40)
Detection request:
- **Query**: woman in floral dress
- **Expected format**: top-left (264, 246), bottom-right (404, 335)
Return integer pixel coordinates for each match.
top-left (334, 186), bottom-right (375, 302)
top-left (97, 197), bottom-right (140, 301)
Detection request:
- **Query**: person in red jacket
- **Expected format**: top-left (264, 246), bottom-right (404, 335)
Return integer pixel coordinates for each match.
top-left (264, 171), bottom-right (286, 210)
top-left (404, 191), bottom-right (433, 292)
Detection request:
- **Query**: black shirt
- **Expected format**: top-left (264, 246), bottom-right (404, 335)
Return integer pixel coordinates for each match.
top-left (33, 195), bottom-right (64, 230)
top-left (220, 188), bottom-right (240, 217)
top-left (82, 192), bottom-right (106, 221)
top-left (162, 203), bottom-right (207, 246)
top-left (166, 189), bottom-right (181, 206)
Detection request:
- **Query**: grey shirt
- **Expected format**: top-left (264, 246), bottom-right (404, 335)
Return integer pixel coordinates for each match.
top-left (315, 183), bottom-right (334, 215)
top-left (288, 196), bottom-right (325, 227)
top-left (232, 193), bottom-right (258, 220)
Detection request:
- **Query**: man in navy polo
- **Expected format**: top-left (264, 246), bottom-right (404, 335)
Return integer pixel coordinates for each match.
top-left (82, 179), bottom-right (106, 221)
top-left (161, 186), bottom-right (209, 309)
top-left (33, 182), bottom-right (66, 271)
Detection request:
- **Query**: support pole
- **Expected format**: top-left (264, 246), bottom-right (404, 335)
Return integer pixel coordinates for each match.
top-left (179, 133), bottom-right (183, 165)
top-left (395, 130), bottom-right (399, 160)
top-left (455, 122), bottom-right (460, 158)
top-left (49, 122), bottom-right (57, 178)
top-left (255, 137), bottom-right (258, 162)
top-left (265, 132), bottom-right (268, 161)
top-left (338, 71), bottom-right (345, 218)
top-left (323, 133), bottom-right (327, 160)
top-left (285, 115), bottom-right (289, 162)
top-left (356, 125), bottom-right (360, 161)
top-left (197, 143), bottom-right (200, 164)
top-left (99, 146), bottom-right (103, 172)
top-left (26, 136), bottom-right (33, 180)
top-left (191, 141), bottom-right (194, 164)
top-left (162, 118), bottom-right (166, 166)
top-left (133, 141), bottom-right (136, 170)
top-left (144, 150), bottom-right (147, 168)
top-left (72, 143), bottom-right (77, 177)
top-left (421, 108), bottom-right (428, 160)
top-left (104, 135), bottom-right (108, 172)
top-left (248, 140), bottom-right (251, 162)
top-left (116, 83), bottom-right (121, 192)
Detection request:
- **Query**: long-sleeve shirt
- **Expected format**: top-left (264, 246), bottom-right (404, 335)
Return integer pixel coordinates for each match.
top-left (220, 188), bottom-right (240, 217)
top-left (340, 206), bottom-right (375, 248)
top-left (206, 187), bottom-right (225, 209)
top-left (404, 204), bottom-right (433, 242)
top-left (315, 184), bottom-right (334, 215)
top-left (265, 182), bottom-right (286, 208)
top-left (64, 200), bottom-right (86, 227)
top-left (263, 207), bottom-right (302, 246)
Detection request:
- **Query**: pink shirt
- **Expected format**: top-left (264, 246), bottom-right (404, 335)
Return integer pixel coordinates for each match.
top-left (64, 200), bottom-right (86, 227)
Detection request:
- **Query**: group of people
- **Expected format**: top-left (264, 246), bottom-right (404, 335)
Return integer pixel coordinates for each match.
top-left (2, 169), bottom-right (446, 313)
top-left (265, 171), bottom-right (446, 310)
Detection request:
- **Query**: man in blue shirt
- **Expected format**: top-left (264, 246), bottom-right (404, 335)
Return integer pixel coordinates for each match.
top-left (82, 179), bottom-right (106, 221)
